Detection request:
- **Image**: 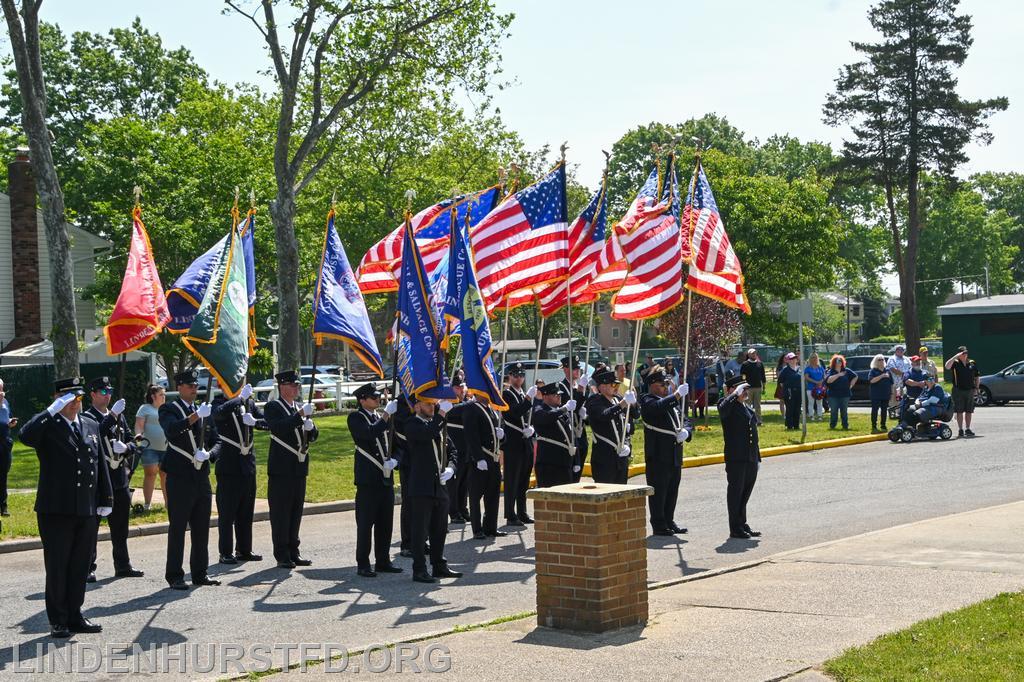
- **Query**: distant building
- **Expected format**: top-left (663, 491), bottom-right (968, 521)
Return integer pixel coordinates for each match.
top-left (938, 295), bottom-right (1024, 375)
top-left (0, 148), bottom-right (111, 352)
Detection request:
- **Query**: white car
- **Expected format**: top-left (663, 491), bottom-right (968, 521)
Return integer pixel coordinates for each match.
top-left (257, 374), bottom-right (340, 405)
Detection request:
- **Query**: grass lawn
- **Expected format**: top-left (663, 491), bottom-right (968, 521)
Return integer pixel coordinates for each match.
top-left (3, 408), bottom-right (873, 540)
top-left (824, 591), bottom-right (1024, 681)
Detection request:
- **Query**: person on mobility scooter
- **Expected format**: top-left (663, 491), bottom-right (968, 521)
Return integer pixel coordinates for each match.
top-left (888, 375), bottom-right (954, 443)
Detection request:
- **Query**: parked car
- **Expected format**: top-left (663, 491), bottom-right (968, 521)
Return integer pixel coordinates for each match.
top-left (257, 374), bottom-right (340, 407)
top-left (838, 355), bottom-right (874, 402)
top-left (976, 360), bottom-right (1024, 406)
top-left (501, 360), bottom-right (595, 389)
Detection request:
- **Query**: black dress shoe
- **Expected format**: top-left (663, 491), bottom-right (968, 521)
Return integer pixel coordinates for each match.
top-left (449, 515), bottom-right (466, 524)
top-left (1, 505), bottom-right (10, 517)
top-left (277, 560), bottom-right (296, 569)
top-left (506, 519), bottom-right (526, 527)
top-left (357, 567), bottom-right (377, 578)
top-left (669, 524), bottom-right (688, 534)
top-left (729, 531), bottom-right (752, 539)
top-left (69, 618), bottom-right (102, 634)
top-left (519, 516), bottom-right (535, 524)
top-left (193, 576), bottom-right (221, 586)
top-left (86, 572), bottom-right (96, 583)
top-left (473, 531), bottom-right (487, 540)
top-left (413, 571), bottom-right (437, 583)
top-left (50, 624), bottom-right (71, 638)
top-left (292, 557), bottom-right (313, 566)
top-left (399, 549), bottom-right (413, 558)
top-left (489, 530), bottom-right (508, 537)
top-left (743, 526), bottom-right (762, 537)
top-left (114, 567), bottom-right (145, 578)
top-left (235, 552), bottom-right (263, 562)
top-left (219, 555), bottom-right (238, 565)
top-left (168, 579), bottom-right (189, 590)
top-left (652, 529), bottom-right (675, 537)
top-left (375, 564), bottom-right (404, 573)
top-left (432, 566), bottom-right (462, 579)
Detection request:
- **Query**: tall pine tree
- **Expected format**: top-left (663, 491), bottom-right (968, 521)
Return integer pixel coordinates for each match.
top-left (823, 0), bottom-right (1007, 351)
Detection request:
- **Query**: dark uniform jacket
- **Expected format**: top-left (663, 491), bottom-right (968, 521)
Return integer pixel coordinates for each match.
top-left (532, 403), bottom-right (573, 466)
top-left (501, 386), bottom-right (533, 450)
top-left (212, 395), bottom-right (267, 478)
top-left (404, 413), bottom-right (457, 498)
top-left (83, 406), bottom-right (136, 491)
top-left (640, 393), bottom-right (693, 467)
top-left (21, 410), bottom-right (113, 516)
top-left (394, 399), bottom-right (412, 474)
top-left (718, 393), bottom-right (760, 463)
top-left (265, 398), bottom-right (319, 477)
top-left (445, 401), bottom-right (469, 459)
top-left (348, 407), bottom-right (395, 488)
top-left (463, 400), bottom-right (501, 465)
top-left (556, 379), bottom-right (587, 441)
top-left (159, 399), bottom-right (214, 479)
top-left (585, 393), bottom-right (636, 454)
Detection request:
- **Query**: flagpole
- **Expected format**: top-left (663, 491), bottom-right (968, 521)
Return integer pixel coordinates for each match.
top-left (308, 194), bottom-right (335, 406)
top-left (525, 311), bottom-right (545, 429)
top-left (118, 185), bottom-right (143, 399)
top-left (388, 191), bottom-right (416, 459)
top-left (682, 145), bottom-right (702, 406)
top-left (583, 301), bottom-right (595, 379)
top-left (500, 300), bottom-right (511, 383)
top-left (581, 151), bottom-right (610, 383)
top-left (619, 318), bottom-right (645, 453)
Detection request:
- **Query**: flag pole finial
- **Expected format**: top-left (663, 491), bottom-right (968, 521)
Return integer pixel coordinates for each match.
top-left (132, 185), bottom-right (141, 209)
top-left (497, 166), bottom-right (507, 187)
top-left (233, 185), bottom-right (240, 208)
top-left (331, 190), bottom-right (337, 211)
top-left (559, 141), bottom-right (568, 164)
top-left (404, 189), bottom-right (416, 217)
top-left (249, 188), bottom-right (256, 210)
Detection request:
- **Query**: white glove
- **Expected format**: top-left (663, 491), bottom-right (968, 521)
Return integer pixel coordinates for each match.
top-left (526, 385), bottom-right (538, 399)
top-left (577, 376), bottom-right (588, 391)
top-left (438, 400), bottom-right (453, 415)
top-left (384, 458), bottom-right (398, 473)
top-left (242, 412), bottom-right (257, 427)
top-left (240, 383), bottom-right (253, 399)
top-left (618, 445), bottom-right (630, 458)
top-left (579, 406), bottom-right (587, 420)
top-left (302, 418), bottom-right (315, 431)
top-left (112, 440), bottom-right (128, 454)
top-left (623, 390), bottom-right (637, 406)
top-left (440, 465), bottom-right (455, 483)
top-left (110, 398), bottom-right (126, 416)
top-left (495, 426), bottom-right (505, 440)
top-left (476, 459), bottom-right (488, 471)
top-left (914, 399), bottom-right (922, 408)
top-left (676, 428), bottom-right (690, 443)
top-left (46, 393), bottom-right (76, 416)
top-left (301, 402), bottom-right (314, 417)
top-left (676, 382), bottom-right (689, 398)
top-left (522, 425), bottom-right (535, 438)
top-left (196, 402), bottom-right (212, 419)
top-left (731, 383), bottom-right (749, 398)
top-left (96, 506), bottom-right (113, 518)
top-left (195, 448), bottom-right (210, 462)
top-left (573, 465), bottom-right (581, 473)
top-left (384, 399), bottom-right (398, 415)
top-left (564, 398), bottom-right (577, 412)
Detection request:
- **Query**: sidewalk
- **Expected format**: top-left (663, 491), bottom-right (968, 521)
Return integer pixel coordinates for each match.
top-left (286, 501), bottom-right (1024, 680)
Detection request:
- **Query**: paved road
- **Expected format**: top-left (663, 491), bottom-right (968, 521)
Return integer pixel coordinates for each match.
top-left (0, 407), bottom-right (1020, 678)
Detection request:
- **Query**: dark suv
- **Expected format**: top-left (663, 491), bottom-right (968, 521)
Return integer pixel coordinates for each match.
top-left (841, 355), bottom-right (875, 402)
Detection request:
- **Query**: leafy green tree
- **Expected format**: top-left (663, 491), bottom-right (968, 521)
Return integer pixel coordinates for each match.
top-left (808, 294), bottom-right (847, 343)
top-left (971, 171), bottom-right (1024, 286)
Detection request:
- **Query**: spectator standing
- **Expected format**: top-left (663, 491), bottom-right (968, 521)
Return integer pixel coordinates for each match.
top-left (727, 351), bottom-right (744, 381)
top-left (739, 349), bottom-right (766, 424)
top-left (638, 354), bottom-right (656, 394)
top-left (825, 354), bottom-right (859, 430)
top-left (803, 353), bottom-right (826, 421)
top-left (918, 346), bottom-right (939, 382)
top-left (134, 385), bottom-right (168, 510)
top-left (867, 354), bottom-right (894, 432)
top-left (778, 353), bottom-right (803, 430)
top-left (614, 364), bottom-right (632, 397)
top-left (714, 350), bottom-right (731, 395)
top-left (774, 355), bottom-right (787, 418)
top-left (688, 364), bottom-right (707, 419)
top-left (944, 346), bottom-right (980, 437)
top-left (0, 379), bottom-right (16, 517)
top-left (885, 345), bottom-right (911, 405)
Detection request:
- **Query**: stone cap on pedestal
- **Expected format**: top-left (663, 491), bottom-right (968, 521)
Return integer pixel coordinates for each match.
top-left (527, 482), bottom-right (653, 502)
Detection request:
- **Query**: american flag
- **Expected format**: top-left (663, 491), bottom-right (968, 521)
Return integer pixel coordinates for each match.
top-left (533, 181), bottom-right (609, 317)
top-left (356, 186), bottom-right (501, 294)
top-left (472, 164), bottom-right (569, 312)
top-left (684, 164), bottom-right (751, 314)
top-left (611, 160), bottom-right (686, 320)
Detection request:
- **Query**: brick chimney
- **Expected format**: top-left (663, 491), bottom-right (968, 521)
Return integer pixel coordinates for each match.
top-left (6, 146), bottom-right (43, 351)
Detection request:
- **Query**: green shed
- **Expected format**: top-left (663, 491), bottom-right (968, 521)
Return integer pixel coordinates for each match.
top-left (938, 295), bottom-right (1024, 375)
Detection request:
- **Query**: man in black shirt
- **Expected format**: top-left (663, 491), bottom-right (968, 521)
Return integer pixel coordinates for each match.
top-left (739, 349), bottom-right (767, 425)
top-left (944, 346), bottom-right (980, 437)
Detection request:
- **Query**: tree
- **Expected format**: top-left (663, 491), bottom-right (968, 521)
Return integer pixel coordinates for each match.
top-left (226, 0), bottom-right (511, 373)
top-left (659, 296), bottom-right (742, 380)
top-left (972, 171), bottom-right (1024, 287)
top-left (823, 0), bottom-right (1008, 352)
top-left (808, 294), bottom-right (847, 343)
top-left (1, 0), bottom-right (79, 375)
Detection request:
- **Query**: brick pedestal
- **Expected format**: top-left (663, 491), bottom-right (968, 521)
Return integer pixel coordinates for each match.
top-left (527, 482), bottom-right (653, 632)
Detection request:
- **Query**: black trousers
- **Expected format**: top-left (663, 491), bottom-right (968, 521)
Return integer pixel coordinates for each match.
top-left (165, 473), bottom-right (212, 584)
top-left (0, 439), bottom-right (11, 507)
top-left (590, 445), bottom-right (628, 484)
top-left (90, 486), bottom-right (132, 573)
top-left (646, 455), bottom-right (681, 531)
top-left (535, 460), bottom-right (572, 489)
top-left (399, 468), bottom-right (412, 551)
top-left (447, 454), bottom-right (471, 519)
top-left (268, 475), bottom-right (306, 562)
top-left (37, 513), bottom-right (96, 627)
top-left (468, 461), bottom-right (501, 534)
top-left (725, 461), bottom-right (759, 534)
top-left (216, 473), bottom-right (256, 557)
top-left (784, 389), bottom-right (802, 429)
top-left (571, 435), bottom-right (588, 483)
top-left (355, 485), bottom-right (395, 569)
top-left (503, 443), bottom-right (532, 521)
top-left (409, 495), bottom-right (449, 574)
top-left (871, 399), bottom-right (889, 429)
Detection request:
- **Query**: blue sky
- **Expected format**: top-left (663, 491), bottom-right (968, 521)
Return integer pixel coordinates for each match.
top-left (32, 0), bottom-right (1022, 188)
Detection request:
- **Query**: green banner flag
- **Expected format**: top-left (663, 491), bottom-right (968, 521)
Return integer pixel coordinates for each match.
top-left (182, 228), bottom-right (250, 398)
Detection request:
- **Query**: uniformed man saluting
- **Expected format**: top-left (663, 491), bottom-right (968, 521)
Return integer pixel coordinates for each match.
top-left (532, 382), bottom-right (576, 488)
top-left (404, 397), bottom-right (463, 584)
top-left (719, 375), bottom-right (762, 540)
top-left (585, 368), bottom-right (638, 484)
top-left (160, 370), bottom-right (218, 590)
top-left (465, 396), bottom-right (506, 539)
top-left (640, 367), bottom-right (692, 536)
top-left (83, 375), bottom-right (143, 581)
top-left (349, 383), bottom-right (403, 578)
top-left (20, 377), bottom-right (113, 638)
top-left (212, 382), bottom-right (267, 565)
top-left (556, 356), bottom-right (588, 482)
top-left (265, 370), bottom-right (319, 569)
top-left (501, 363), bottom-right (535, 526)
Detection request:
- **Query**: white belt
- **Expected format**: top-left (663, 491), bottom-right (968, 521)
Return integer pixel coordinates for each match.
top-left (645, 424), bottom-right (677, 437)
top-left (537, 436), bottom-right (572, 453)
top-left (105, 454), bottom-right (125, 470)
top-left (168, 442), bottom-right (203, 471)
top-left (271, 434), bottom-right (307, 463)
top-left (482, 446), bottom-right (499, 462)
top-left (504, 421), bottom-right (525, 434)
top-left (219, 434), bottom-right (253, 456)
top-left (447, 423), bottom-right (463, 430)
top-left (594, 432), bottom-right (619, 449)
top-left (356, 445), bottom-right (390, 479)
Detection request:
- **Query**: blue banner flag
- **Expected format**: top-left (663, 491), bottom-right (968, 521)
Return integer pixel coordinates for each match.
top-left (443, 211), bottom-right (507, 410)
top-left (396, 215), bottom-right (455, 402)
top-left (312, 210), bottom-right (385, 378)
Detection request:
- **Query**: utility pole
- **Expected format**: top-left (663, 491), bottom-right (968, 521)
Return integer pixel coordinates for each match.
top-left (845, 281), bottom-right (851, 345)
